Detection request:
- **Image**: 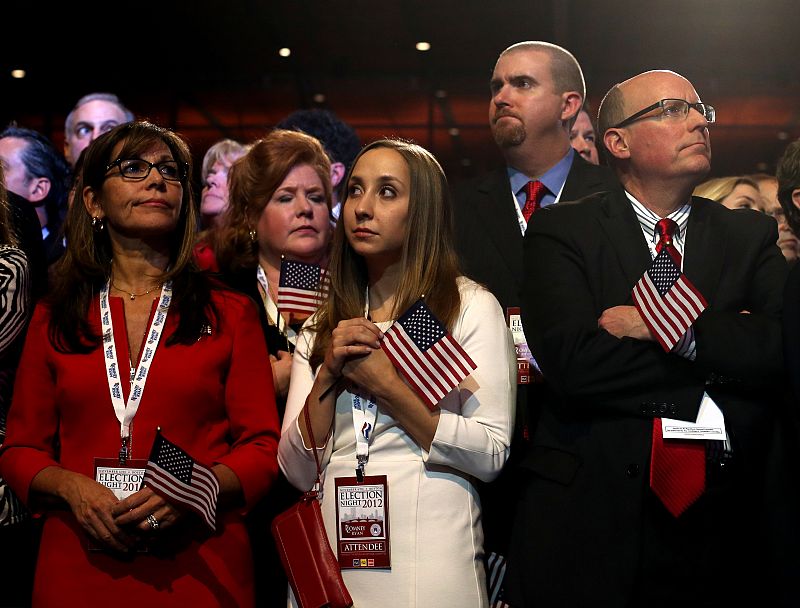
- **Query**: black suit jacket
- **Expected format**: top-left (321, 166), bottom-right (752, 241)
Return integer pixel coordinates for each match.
top-left (506, 187), bottom-right (788, 606)
top-left (774, 263), bottom-right (800, 602)
top-left (783, 263), bottom-right (800, 401)
top-left (451, 154), bottom-right (616, 559)
top-left (453, 153), bottom-right (616, 311)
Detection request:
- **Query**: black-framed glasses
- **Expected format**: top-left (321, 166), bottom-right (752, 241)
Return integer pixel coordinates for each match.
top-left (613, 98), bottom-right (716, 129)
top-left (104, 158), bottom-right (188, 182)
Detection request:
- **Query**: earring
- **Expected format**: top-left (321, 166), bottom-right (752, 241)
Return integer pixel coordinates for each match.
top-left (91, 216), bottom-right (105, 233)
top-left (249, 228), bottom-right (257, 242)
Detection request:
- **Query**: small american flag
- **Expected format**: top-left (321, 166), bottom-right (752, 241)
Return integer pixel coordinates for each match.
top-left (143, 431), bottom-right (220, 531)
top-left (632, 247), bottom-right (707, 352)
top-left (277, 259), bottom-right (329, 317)
top-left (381, 298), bottom-right (476, 410)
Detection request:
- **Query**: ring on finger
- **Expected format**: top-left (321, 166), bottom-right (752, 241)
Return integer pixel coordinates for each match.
top-left (146, 514), bottom-right (160, 531)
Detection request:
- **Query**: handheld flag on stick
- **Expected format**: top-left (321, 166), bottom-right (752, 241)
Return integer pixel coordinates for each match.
top-left (632, 240), bottom-right (707, 352)
top-left (381, 298), bottom-right (476, 410)
top-left (143, 430), bottom-right (220, 531)
top-left (277, 258), bottom-right (329, 319)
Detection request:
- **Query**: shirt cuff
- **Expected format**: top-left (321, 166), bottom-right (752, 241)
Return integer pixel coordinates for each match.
top-left (671, 326), bottom-right (696, 361)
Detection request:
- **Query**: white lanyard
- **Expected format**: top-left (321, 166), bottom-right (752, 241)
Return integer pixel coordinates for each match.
top-left (351, 392), bottom-right (378, 481)
top-left (514, 193), bottom-right (527, 236)
top-left (351, 284), bottom-right (378, 480)
top-left (256, 265), bottom-right (297, 346)
top-left (100, 280), bottom-right (172, 461)
top-left (513, 179), bottom-right (566, 235)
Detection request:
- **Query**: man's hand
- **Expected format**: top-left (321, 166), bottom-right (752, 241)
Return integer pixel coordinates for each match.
top-left (598, 305), bottom-right (653, 341)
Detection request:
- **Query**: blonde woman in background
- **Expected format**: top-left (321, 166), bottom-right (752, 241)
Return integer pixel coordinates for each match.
top-left (194, 139), bottom-right (251, 272)
top-left (200, 138), bottom-right (251, 228)
top-left (693, 175), bottom-right (765, 210)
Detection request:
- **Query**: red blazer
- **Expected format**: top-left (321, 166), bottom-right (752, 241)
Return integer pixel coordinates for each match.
top-left (0, 288), bottom-right (280, 607)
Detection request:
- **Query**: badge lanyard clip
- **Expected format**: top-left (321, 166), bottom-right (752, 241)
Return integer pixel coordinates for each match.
top-left (356, 455), bottom-right (367, 482)
top-left (352, 392), bottom-right (377, 484)
top-left (119, 436), bottom-right (129, 465)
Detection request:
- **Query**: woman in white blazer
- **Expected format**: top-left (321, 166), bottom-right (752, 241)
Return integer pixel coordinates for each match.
top-left (278, 138), bottom-right (515, 608)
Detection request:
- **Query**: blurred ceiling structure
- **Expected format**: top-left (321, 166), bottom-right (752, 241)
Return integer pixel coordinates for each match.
top-left (2, 0), bottom-right (799, 184)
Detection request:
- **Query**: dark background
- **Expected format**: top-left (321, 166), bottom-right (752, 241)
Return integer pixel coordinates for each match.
top-left (2, 0), bottom-right (799, 183)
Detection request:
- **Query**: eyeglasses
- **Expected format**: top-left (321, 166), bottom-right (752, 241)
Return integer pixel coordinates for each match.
top-left (613, 98), bottom-right (716, 129)
top-left (104, 158), bottom-right (187, 182)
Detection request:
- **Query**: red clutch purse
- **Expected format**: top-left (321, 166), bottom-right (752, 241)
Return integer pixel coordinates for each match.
top-left (271, 401), bottom-right (353, 608)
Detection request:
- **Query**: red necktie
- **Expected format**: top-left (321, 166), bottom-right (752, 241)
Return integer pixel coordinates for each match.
top-left (654, 218), bottom-right (681, 263)
top-left (649, 218), bottom-right (706, 517)
top-left (522, 180), bottom-right (547, 222)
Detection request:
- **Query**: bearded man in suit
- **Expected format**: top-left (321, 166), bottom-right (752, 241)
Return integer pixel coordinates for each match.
top-left (454, 40), bottom-right (615, 310)
top-left (451, 40), bottom-right (616, 605)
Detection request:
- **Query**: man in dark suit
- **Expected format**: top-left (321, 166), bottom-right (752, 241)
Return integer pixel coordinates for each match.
top-left (452, 41), bottom-right (616, 604)
top-left (772, 138), bottom-right (800, 603)
top-left (454, 41), bottom-right (615, 311)
top-left (505, 70), bottom-right (787, 606)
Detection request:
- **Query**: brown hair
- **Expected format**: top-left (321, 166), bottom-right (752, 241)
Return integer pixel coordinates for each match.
top-left (213, 129), bottom-right (332, 273)
top-left (308, 138), bottom-right (461, 371)
top-left (49, 120), bottom-right (212, 352)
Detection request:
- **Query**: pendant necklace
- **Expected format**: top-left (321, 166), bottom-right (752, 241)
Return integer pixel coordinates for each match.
top-left (111, 282), bottom-right (163, 301)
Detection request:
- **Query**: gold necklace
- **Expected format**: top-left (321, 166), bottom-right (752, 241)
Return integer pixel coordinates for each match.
top-left (111, 282), bottom-right (163, 301)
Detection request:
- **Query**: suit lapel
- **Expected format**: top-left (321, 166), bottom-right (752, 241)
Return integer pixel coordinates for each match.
top-left (683, 197), bottom-right (724, 305)
top-left (474, 169), bottom-right (523, 281)
top-left (594, 192), bottom-right (724, 305)
top-left (596, 188), bottom-right (653, 290)
top-left (561, 154), bottom-right (612, 202)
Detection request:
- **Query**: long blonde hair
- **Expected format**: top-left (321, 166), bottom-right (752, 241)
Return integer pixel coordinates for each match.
top-left (309, 138), bottom-right (461, 370)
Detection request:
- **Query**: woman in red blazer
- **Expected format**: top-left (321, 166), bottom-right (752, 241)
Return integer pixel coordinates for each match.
top-left (0, 121), bottom-right (280, 607)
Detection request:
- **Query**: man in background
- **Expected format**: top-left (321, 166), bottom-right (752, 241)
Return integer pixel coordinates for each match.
top-left (569, 107), bottom-right (599, 165)
top-left (749, 172), bottom-right (799, 264)
top-left (0, 126), bottom-right (70, 268)
top-left (63, 92), bottom-right (134, 168)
